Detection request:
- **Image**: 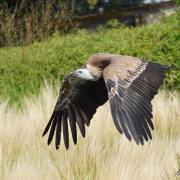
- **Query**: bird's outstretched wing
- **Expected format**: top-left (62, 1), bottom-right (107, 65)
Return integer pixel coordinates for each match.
top-left (103, 57), bottom-right (170, 145)
top-left (42, 74), bottom-right (108, 149)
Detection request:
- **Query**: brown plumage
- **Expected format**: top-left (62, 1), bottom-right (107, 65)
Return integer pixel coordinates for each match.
top-left (42, 53), bottom-right (171, 149)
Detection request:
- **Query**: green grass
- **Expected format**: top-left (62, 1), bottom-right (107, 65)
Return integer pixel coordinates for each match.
top-left (0, 12), bottom-right (179, 104)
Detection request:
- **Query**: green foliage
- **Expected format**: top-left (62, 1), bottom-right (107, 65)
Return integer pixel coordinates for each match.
top-left (0, 12), bottom-right (179, 104)
top-left (173, 0), bottom-right (180, 5)
top-left (105, 19), bottom-right (126, 28)
top-left (87, 0), bottom-right (98, 9)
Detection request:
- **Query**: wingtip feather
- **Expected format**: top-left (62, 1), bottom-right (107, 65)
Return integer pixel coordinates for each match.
top-left (56, 145), bottom-right (60, 150)
top-left (42, 111), bottom-right (56, 137)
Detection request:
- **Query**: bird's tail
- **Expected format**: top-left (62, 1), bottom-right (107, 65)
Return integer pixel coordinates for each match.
top-left (161, 64), bottom-right (179, 71)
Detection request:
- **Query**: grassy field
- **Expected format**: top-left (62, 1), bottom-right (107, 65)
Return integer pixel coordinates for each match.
top-left (0, 10), bottom-right (179, 180)
top-left (0, 84), bottom-right (179, 180)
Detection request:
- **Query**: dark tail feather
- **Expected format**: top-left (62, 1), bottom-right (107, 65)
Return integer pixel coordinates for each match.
top-left (55, 111), bottom-right (62, 150)
top-left (143, 58), bottom-right (175, 71)
top-left (62, 111), bottom-right (69, 150)
top-left (48, 113), bottom-right (58, 145)
top-left (68, 104), bottom-right (77, 145)
top-left (161, 64), bottom-right (175, 71)
top-left (42, 111), bottom-right (56, 136)
top-left (71, 103), bottom-right (86, 138)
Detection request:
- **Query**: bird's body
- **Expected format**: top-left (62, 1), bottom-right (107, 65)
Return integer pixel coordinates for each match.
top-left (43, 53), bottom-right (171, 150)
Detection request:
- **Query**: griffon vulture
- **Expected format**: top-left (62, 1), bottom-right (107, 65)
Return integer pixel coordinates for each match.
top-left (43, 53), bottom-right (171, 149)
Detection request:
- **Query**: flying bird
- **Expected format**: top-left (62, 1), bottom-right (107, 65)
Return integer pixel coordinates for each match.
top-left (42, 53), bottom-right (171, 150)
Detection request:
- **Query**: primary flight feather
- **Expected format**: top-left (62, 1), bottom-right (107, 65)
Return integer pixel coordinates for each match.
top-left (42, 53), bottom-right (171, 149)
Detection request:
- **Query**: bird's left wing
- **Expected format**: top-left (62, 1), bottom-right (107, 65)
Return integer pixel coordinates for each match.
top-left (42, 74), bottom-right (108, 149)
top-left (103, 57), bottom-right (171, 145)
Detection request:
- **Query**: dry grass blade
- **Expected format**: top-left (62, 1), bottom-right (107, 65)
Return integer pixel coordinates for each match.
top-left (0, 84), bottom-right (179, 180)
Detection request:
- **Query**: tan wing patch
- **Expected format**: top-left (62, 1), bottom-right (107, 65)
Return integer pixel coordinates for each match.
top-left (103, 56), bottom-right (145, 80)
top-left (106, 61), bottom-right (148, 100)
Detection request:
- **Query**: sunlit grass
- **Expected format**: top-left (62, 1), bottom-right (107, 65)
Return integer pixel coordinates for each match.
top-left (0, 84), bottom-right (179, 180)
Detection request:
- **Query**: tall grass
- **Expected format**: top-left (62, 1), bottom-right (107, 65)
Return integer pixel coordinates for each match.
top-left (0, 84), bottom-right (179, 180)
top-left (0, 0), bottom-right (73, 47)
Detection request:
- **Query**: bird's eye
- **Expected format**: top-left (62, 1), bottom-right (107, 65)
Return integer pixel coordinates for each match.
top-left (79, 70), bottom-right (82, 73)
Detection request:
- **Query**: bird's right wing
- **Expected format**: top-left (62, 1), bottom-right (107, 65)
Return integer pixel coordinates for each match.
top-left (42, 74), bottom-right (108, 150)
top-left (103, 57), bottom-right (170, 145)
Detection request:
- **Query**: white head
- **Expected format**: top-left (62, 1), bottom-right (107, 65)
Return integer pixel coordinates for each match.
top-left (72, 68), bottom-right (99, 81)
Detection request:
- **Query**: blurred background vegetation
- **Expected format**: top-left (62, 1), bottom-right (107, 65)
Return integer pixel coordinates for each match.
top-left (1, 0), bottom-right (177, 47)
top-left (0, 0), bottom-right (179, 106)
top-left (2, 0), bottom-right (146, 15)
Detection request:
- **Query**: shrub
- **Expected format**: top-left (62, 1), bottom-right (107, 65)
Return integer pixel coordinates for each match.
top-left (0, 12), bottom-right (179, 105)
top-left (0, 0), bottom-right (74, 47)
